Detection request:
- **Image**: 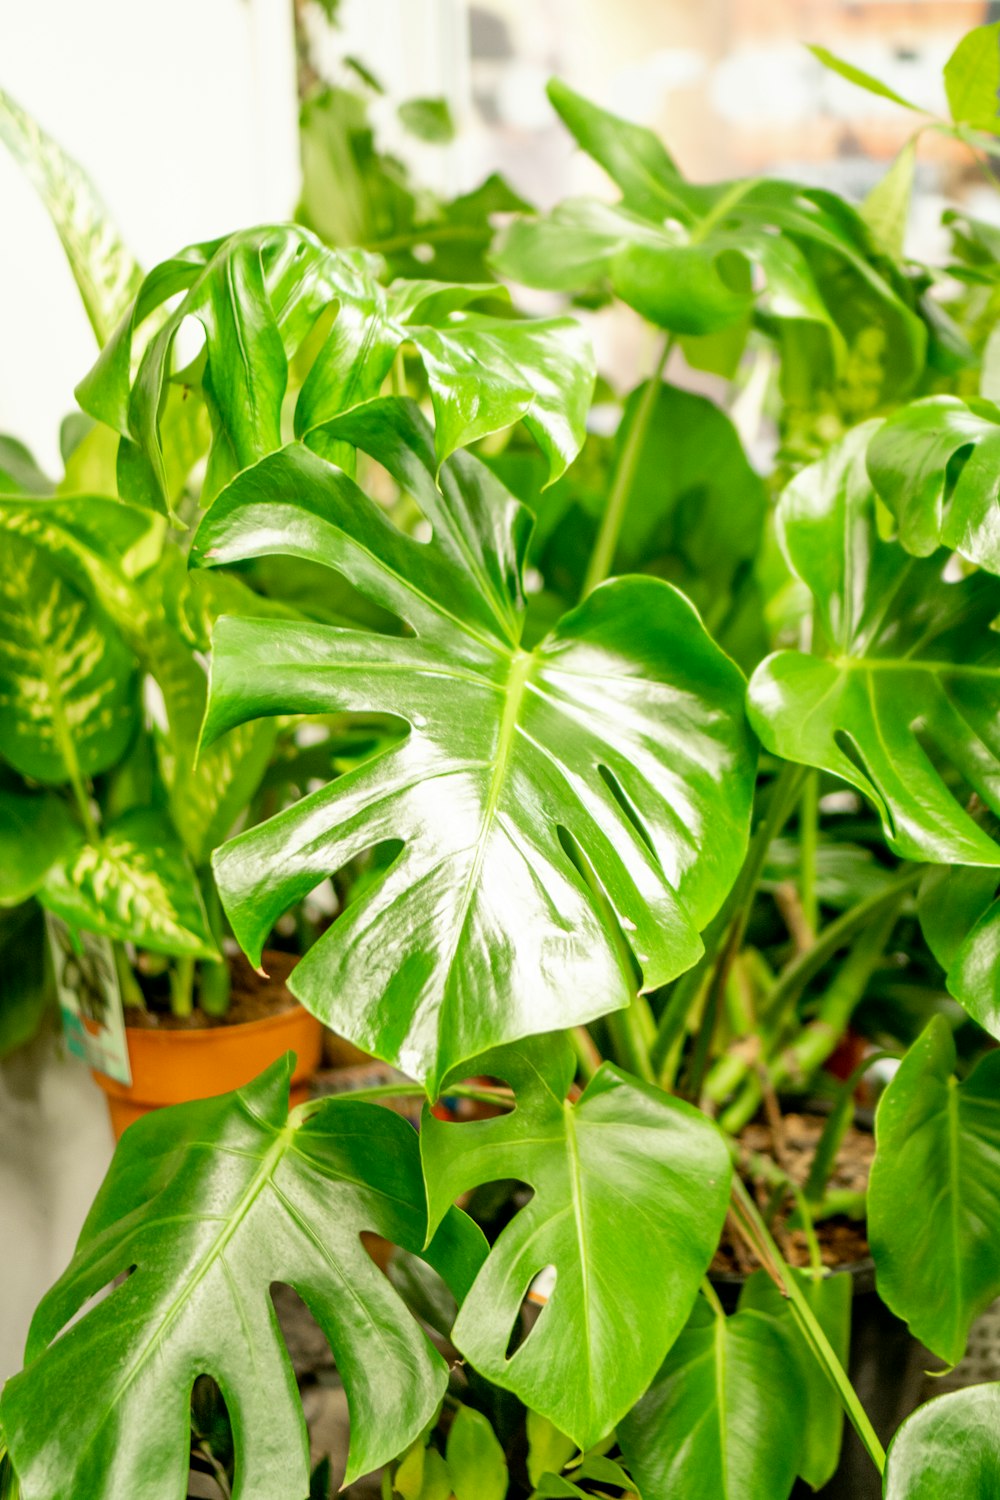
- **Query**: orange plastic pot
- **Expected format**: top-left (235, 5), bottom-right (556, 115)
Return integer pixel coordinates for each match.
top-left (94, 1004), bottom-right (323, 1140)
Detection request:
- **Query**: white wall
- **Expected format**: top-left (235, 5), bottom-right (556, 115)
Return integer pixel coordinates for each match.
top-left (0, 0), bottom-right (300, 472)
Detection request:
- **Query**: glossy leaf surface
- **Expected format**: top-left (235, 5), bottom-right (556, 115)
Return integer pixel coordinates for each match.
top-left (39, 809), bottom-right (218, 959)
top-left (0, 87), bottom-right (142, 343)
top-left (738, 1269), bottom-right (852, 1490)
top-left (867, 395), bottom-right (1000, 573)
top-left (77, 225), bottom-right (593, 511)
top-left (198, 401), bottom-right (755, 1093)
top-left (883, 1386), bottom-right (1000, 1498)
top-left (421, 1035), bottom-right (731, 1448)
top-left (747, 423), bottom-right (1000, 865)
top-left (0, 1058), bottom-right (485, 1499)
top-left (918, 864), bottom-right (1000, 1037)
top-left (618, 1298), bottom-right (806, 1500)
top-left (868, 1016), bottom-right (1000, 1364)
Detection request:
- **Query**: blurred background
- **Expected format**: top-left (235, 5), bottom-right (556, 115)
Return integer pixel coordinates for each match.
top-left (0, 0), bottom-right (995, 1380)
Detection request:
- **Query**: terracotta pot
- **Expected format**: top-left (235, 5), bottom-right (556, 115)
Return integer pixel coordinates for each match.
top-left (94, 1003), bottom-right (323, 1139)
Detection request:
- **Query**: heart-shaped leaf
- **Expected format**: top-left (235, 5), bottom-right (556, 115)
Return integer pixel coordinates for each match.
top-left (867, 395), bottom-right (1000, 573)
top-left (883, 1385), bottom-right (1000, 1497)
top-left (195, 400), bottom-right (756, 1094)
top-left (77, 225), bottom-right (593, 512)
top-left (747, 422), bottom-right (1000, 865)
top-left (421, 1035), bottom-right (731, 1448)
top-left (39, 809), bottom-right (218, 959)
top-left (0, 1057), bottom-right (486, 1499)
top-left (617, 1297), bottom-right (806, 1500)
top-left (868, 1015), bottom-right (1000, 1364)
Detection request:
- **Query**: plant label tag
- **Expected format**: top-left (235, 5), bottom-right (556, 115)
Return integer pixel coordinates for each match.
top-left (47, 913), bottom-right (132, 1086)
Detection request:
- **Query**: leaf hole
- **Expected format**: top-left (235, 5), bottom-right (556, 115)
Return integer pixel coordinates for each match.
top-left (597, 763), bottom-right (657, 858)
top-left (942, 442), bottom-right (975, 516)
top-left (189, 1374), bottom-right (234, 1499)
top-left (832, 730), bottom-right (897, 843)
top-left (505, 1261), bottom-right (558, 1362)
top-left (556, 824), bottom-right (643, 984)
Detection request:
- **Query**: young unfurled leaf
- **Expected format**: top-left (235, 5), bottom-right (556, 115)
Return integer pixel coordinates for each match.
top-left (76, 225), bottom-right (594, 512)
top-left (0, 87), bottom-right (142, 344)
top-left (883, 1385), bottom-right (1000, 1497)
top-left (808, 45), bottom-right (924, 114)
top-left (868, 1016), bottom-right (1000, 1364)
top-left (39, 809), bottom-right (219, 960)
top-left (0, 1058), bottom-right (486, 1500)
top-left (747, 422), bottom-right (1000, 866)
top-left (944, 22), bottom-right (1000, 133)
top-left (421, 1035), bottom-right (731, 1448)
top-left (867, 395), bottom-right (1000, 574)
top-left (197, 400), bottom-right (756, 1094)
top-left (618, 1297), bottom-right (806, 1500)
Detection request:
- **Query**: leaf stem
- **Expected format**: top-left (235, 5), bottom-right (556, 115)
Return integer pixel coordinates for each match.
top-left (582, 336), bottom-right (673, 596)
top-left (701, 1277), bottom-right (726, 1319)
top-left (799, 770), bottom-right (819, 938)
top-left (729, 1177), bottom-right (886, 1476)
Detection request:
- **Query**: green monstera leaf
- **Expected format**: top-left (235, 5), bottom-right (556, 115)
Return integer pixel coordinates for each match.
top-left (420, 1034), bottom-right (731, 1448)
top-left (618, 1297), bottom-right (807, 1500)
top-left (0, 1058), bottom-right (485, 1500)
top-left (747, 422), bottom-right (1000, 866)
top-left (868, 1016), bottom-right (1000, 1364)
top-left (195, 399), bottom-right (756, 1094)
top-left (493, 82), bottom-right (924, 397)
top-left (0, 87), bottom-right (142, 344)
top-left (867, 395), bottom-right (1000, 575)
top-left (76, 224), bottom-right (594, 512)
top-left (918, 862), bottom-right (1000, 1037)
top-left (883, 1386), bottom-right (1000, 1498)
top-left (39, 809), bottom-right (218, 959)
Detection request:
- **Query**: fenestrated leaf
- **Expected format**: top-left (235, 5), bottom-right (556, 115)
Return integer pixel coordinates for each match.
top-left (617, 1297), bottom-right (806, 1500)
top-left (0, 1057), bottom-right (486, 1500)
top-left (868, 1015), bottom-right (1000, 1364)
top-left (196, 399), bottom-right (756, 1094)
top-left (420, 1035), bottom-right (732, 1448)
top-left (76, 225), bottom-right (593, 512)
top-left (883, 1385), bottom-right (1000, 1498)
top-left (738, 1269), bottom-right (852, 1490)
top-left (0, 788), bottom-right (78, 907)
top-left (747, 423), bottom-right (1000, 866)
top-left (39, 809), bottom-right (218, 959)
top-left (0, 527), bottom-right (139, 785)
top-left (918, 863), bottom-right (1000, 1037)
top-left (867, 395), bottom-right (1000, 573)
top-left (945, 22), bottom-right (1000, 132)
top-left (0, 87), bottom-right (142, 344)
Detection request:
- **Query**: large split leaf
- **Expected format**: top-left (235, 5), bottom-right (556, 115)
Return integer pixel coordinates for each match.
top-left (196, 399), bottom-right (756, 1094)
top-left (76, 224), bottom-right (593, 512)
top-left (617, 1297), bottom-right (806, 1500)
top-left (747, 423), bottom-right (1000, 866)
top-left (493, 82), bottom-right (924, 399)
top-left (867, 395), bottom-right (1000, 574)
top-left (918, 863), bottom-right (1000, 1037)
top-left (868, 1015), bottom-right (1000, 1364)
top-left (883, 1386), bottom-right (1000, 1498)
top-left (0, 87), bottom-right (142, 344)
top-left (0, 1057), bottom-right (485, 1500)
top-left (39, 809), bottom-right (218, 959)
top-left (420, 1035), bottom-right (731, 1448)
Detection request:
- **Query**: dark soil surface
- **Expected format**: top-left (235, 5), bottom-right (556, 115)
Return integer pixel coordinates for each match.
top-left (711, 1111), bottom-right (874, 1275)
top-left (128, 950), bottom-right (299, 1030)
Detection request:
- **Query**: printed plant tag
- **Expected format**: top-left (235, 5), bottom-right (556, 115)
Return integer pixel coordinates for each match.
top-left (47, 913), bottom-right (132, 1086)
